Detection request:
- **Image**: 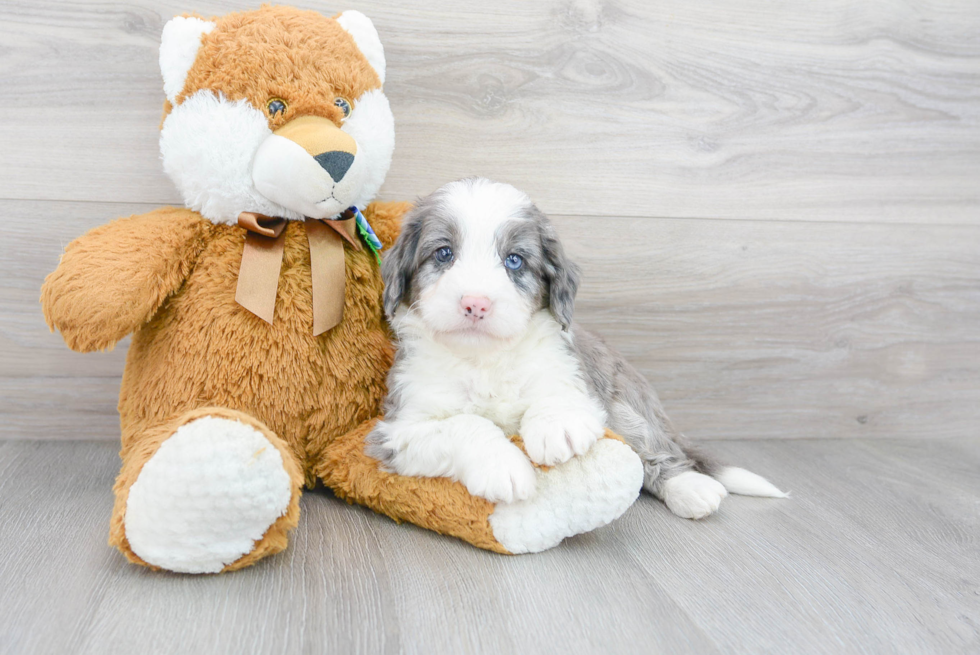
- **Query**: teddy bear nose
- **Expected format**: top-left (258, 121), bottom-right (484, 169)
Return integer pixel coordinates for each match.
top-left (269, 116), bottom-right (358, 184)
top-left (314, 151), bottom-right (355, 182)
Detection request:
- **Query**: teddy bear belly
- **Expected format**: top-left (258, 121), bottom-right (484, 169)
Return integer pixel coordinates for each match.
top-left (117, 230), bottom-right (391, 469)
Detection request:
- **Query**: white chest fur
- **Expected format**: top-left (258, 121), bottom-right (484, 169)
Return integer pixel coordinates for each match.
top-left (380, 308), bottom-right (607, 504)
top-left (389, 310), bottom-right (592, 434)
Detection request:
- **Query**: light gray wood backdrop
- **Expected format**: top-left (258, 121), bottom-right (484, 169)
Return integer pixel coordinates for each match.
top-left (1, 0), bottom-right (978, 440)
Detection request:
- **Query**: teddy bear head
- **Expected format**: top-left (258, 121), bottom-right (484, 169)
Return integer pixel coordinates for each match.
top-left (158, 6), bottom-right (394, 225)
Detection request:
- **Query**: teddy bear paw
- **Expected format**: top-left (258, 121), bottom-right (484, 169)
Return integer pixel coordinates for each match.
top-left (124, 415), bottom-right (293, 573)
top-left (488, 437), bottom-right (643, 553)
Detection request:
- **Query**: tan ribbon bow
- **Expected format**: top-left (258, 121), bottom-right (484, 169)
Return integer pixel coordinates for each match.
top-left (235, 210), bottom-right (362, 336)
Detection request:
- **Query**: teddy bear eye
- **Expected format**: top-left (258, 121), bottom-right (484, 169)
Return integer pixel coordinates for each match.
top-left (267, 98), bottom-right (287, 116)
top-left (334, 97), bottom-right (352, 118)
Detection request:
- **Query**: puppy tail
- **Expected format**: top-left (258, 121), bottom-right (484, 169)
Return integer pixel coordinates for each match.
top-left (714, 466), bottom-right (789, 498)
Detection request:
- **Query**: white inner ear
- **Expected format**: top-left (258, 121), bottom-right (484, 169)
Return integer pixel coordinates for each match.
top-left (160, 16), bottom-right (216, 103)
top-left (336, 10), bottom-right (386, 85)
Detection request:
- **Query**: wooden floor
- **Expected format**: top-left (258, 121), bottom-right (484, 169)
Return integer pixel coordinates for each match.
top-left (1, 437), bottom-right (977, 654)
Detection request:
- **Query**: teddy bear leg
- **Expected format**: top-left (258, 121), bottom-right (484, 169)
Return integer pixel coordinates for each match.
top-left (109, 407), bottom-right (304, 573)
top-left (315, 419), bottom-right (644, 554)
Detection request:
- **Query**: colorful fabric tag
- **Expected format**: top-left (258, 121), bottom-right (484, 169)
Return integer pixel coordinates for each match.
top-left (352, 206), bottom-right (383, 265)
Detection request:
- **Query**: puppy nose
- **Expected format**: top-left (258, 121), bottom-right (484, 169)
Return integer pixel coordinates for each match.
top-left (460, 295), bottom-right (492, 320)
top-left (314, 151), bottom-right (354, 182)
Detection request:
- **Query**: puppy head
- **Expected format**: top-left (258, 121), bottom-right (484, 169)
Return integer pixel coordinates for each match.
top-left (383, 178), bottom-right (580, 345)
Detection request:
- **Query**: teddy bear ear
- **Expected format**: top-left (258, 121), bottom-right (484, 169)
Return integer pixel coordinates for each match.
top-left (159, 16), bottom-right (216, 104)
top-left (336, 10), bottom-right (386, 85)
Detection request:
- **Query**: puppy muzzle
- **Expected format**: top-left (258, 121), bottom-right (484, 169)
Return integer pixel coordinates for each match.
top-left (251, 115), bottom-right (365, 219)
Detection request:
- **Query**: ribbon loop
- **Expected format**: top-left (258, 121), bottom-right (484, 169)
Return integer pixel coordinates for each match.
top-left (238, 212), bottom-right (287, 238)
top-left (235, 212), bottom-right (363, 335)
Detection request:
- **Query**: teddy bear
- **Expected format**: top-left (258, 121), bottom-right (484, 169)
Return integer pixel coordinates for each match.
top-left (40, 6), bottom-right (643, 574)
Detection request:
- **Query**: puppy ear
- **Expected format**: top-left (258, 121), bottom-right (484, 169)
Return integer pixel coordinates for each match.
top-left (539, 216), bottom-right (581, 330)
top-left (381, 211), bottom-right (424, 319)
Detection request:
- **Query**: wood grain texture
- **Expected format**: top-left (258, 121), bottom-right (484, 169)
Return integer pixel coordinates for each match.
top-left (564, 214), bottom-right (980, 440)
top-left (6, 199), bottom-right (977, 441)
top-left (0, 438), bottom-right (977, 654)
top-left (0, 0), bottom-right (977, 222)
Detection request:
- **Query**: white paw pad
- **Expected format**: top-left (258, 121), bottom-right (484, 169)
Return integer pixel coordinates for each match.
top-left (662, 471), bottom-right (728, 520)
top-left (125, 416), bottom-right (293, 574)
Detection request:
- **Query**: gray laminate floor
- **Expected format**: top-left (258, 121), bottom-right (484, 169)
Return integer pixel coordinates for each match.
top-left (0, 438), bottom-right (977, 655)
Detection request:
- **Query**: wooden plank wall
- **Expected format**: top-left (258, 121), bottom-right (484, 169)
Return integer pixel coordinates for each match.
top-left (1, 0), bottom-right (978, 440)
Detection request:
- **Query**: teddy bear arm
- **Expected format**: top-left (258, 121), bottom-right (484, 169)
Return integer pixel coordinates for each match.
top-left (40, 207), bottom-right (210, 352)
top-left (314, 417), bottom-right (509, 553)
top-left (316, 418), bottom-right (644, 555)
top-left (362, 200), bottom-right (413, 250)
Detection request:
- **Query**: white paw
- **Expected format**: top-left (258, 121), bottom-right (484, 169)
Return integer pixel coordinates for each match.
top-left (520, 407), bottom-right (604, 466)
top-left (125, 416), bottom-right (293, 574)
top-left (662, 471), bottom-right (728, 520)
top-left (460, 441), bottom-right (537, 504)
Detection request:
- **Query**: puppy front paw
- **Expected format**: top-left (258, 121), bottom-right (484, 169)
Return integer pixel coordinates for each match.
top-left (520, 406), bottom-right (604, 467)
top-left (662, 471), bottom-right (728, 519)
top-left (460, 442), bottom-right (536, 504)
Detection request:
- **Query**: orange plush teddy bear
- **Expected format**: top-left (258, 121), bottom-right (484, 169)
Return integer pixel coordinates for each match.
top-left (40, 6), bottom-right (642, 573)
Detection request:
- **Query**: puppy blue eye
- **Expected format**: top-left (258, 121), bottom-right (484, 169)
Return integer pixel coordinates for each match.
top-left (435, 246), bottom-right (454, 264)
top-left (504, 253), bottom-right (524, 270)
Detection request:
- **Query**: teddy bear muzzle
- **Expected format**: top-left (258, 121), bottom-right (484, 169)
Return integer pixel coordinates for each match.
top-left (251, 115), bottom-right (365, 220)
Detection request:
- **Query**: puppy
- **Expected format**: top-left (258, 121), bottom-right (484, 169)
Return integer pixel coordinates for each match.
top-left (369, 178), bottom-right (787, 517)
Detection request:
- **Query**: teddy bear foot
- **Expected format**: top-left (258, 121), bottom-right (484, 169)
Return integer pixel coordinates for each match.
top-left (488, 436), bottom-right (644, 553)
top-left (123, 414), bottom-right (296, 573)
